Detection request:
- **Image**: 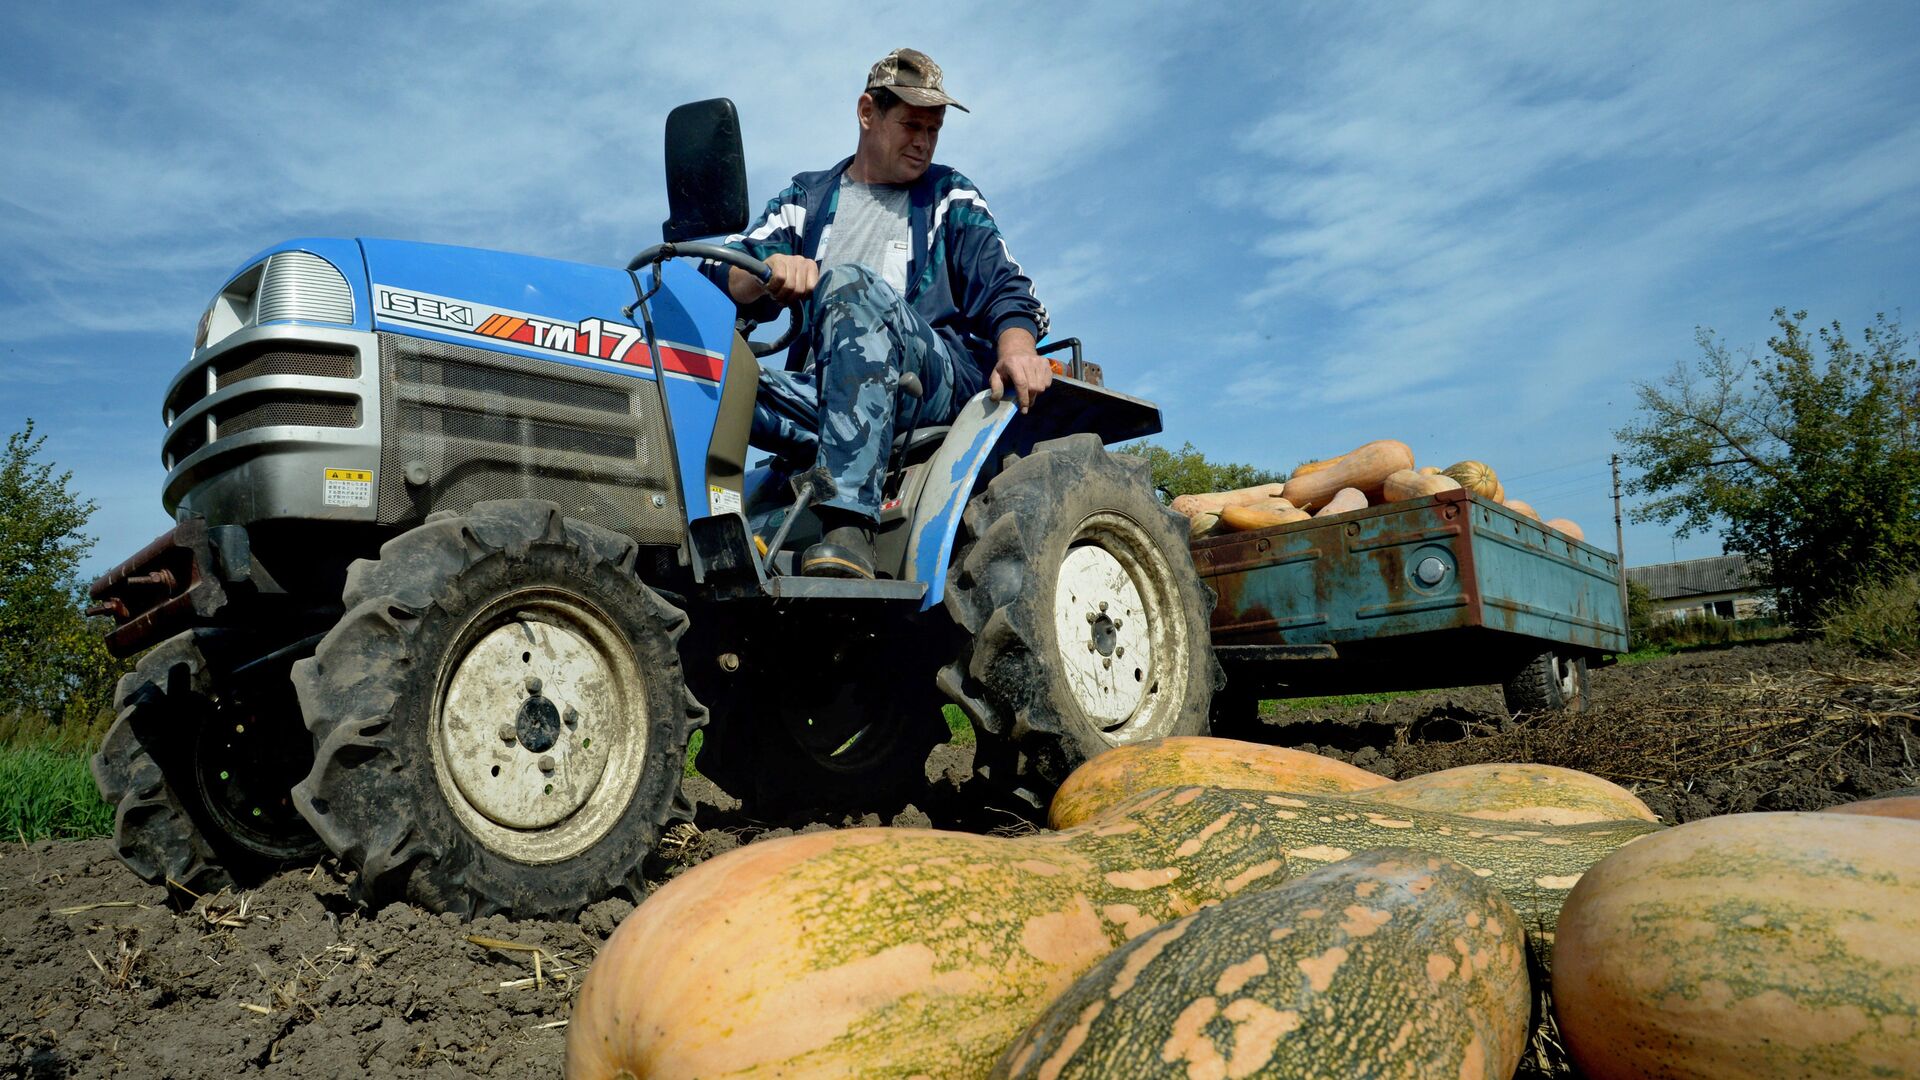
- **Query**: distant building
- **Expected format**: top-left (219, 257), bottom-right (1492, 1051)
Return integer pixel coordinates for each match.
top-left (1626, 555), bottom-right (1770, 621)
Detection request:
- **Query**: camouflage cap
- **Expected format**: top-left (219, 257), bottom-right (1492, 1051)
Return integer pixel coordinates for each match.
top-left (866, 48), bottom-right (969, 113)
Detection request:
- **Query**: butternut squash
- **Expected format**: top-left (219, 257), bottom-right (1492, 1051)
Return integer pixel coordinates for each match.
top-left (1545, 517), bottom-right (1585, 541)
top-left (1312, 487), bottom-right (1368, 517)
top-left (1382, 468), bottom-right (1463, 503)
top-left (992, 849), bottom-right (1529, 1080)
top-left (1822, 794), bottom-right (1920, 820)
top-left (1218, 504), bottom-right (1310, 532)
top-left (1048, 737), bottom-right (1388, 830)
top-left (1280, 440), bottom-right (1414, 511)
top-left (1553, 812), bottom-right (1920, 1080)
top-left (1170, 483), bottom-right (1289, 518)
top-left (1441, 460), bottom-right (1499, 498)
top-left (1357, 762), bottom-right (1658, 825)
top-left (1187, 511), bottom-right (1221, 539)
top-left (1502, 498), bottom-right (1542, 521)
top-left (1050, 738), bottom-right (1656, 830)
top-left (566, 787), bottom-right (1660, 1078)
top-left (1417, 465), bottom-right (1444, 476)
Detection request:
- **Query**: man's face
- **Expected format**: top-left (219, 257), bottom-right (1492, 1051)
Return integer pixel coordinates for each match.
top-left (858, 96), bottom-right (944, 184)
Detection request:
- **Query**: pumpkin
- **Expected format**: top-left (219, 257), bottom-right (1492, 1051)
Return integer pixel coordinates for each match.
top-left (1218, 504), bottom-right (1311, 532)
top-left (1357, 762), bottom-right (1658, 825)
top-left (1502, 498), bottom-right (1542, 521)
top-left (1312, 487), bottom-right (1369, 517)
top-left (1441, 460), bottom-right (1499, 498)
top-left (1382, 468), bottom-right (1463, 503)
top-left (1281, 441), bottom-right (1415, 511)
top-left (992, 849), bottom-right (1529, 1080)
top-left (1553, 812), bottom-right (1920, 1080)
top-left (1492, 480), bottom-right (1506, 502)
top-left (1048, 737), bottom-right (1389, 830)
top-left (1417, 465), bottom-right (1444, 476)
top-left (1822, 794), bottom-right (1920, 820)
top-left (1545, 517), bottom-right (1585, 541)
top-left (1187, 510), bottom-right (1221, 539)
top-left (1170, 483), bottom-right (1290, 518)
top-left (1050, 738), bottom-right (1656, 830)
top-left (566, 787), bottom-right (1659, 1078)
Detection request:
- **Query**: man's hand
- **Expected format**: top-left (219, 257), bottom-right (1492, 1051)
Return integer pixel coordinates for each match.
top-left (729, 254), bottom-right (819, 306)
top-left (988, 326), bottom-right (1052, 413)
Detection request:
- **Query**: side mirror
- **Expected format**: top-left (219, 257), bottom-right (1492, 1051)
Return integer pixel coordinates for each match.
top-left (662, 98), bottom-right (749, 243)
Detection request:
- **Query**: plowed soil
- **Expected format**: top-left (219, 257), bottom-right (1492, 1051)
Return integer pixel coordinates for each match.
top-left (3, 640), bottom-right (1914, 1078)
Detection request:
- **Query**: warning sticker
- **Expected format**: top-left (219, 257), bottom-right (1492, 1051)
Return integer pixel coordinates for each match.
top-left (324, 468), bottom-right (373, 508)
top-left (708, 486), bottom-right (742, 515)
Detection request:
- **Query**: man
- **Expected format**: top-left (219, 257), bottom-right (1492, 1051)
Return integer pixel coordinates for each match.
top-left (706, 47), bottom-right (1052, 578)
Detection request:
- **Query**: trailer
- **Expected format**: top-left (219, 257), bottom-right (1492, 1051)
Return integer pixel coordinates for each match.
top-left (1192, 488), bottom-right (1627, 722)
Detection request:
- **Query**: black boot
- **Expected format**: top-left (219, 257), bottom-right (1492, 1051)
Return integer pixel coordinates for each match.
top-left (802, 509), bottom-right (877, 579)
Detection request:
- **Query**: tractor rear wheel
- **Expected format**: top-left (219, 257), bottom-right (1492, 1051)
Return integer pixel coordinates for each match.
top-left (939, 434), bottom-right (1221, 788)
top-left (290, 500), bottom-right (703, 918)
top-left (92, 631), bottom-right (323, 895)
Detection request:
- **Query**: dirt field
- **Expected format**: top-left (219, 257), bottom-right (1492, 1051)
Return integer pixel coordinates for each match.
top-left (3, 640), bottom-right (1914, 1078)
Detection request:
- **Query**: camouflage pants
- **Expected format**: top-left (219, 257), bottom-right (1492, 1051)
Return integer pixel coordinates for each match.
top-left (751, 263), bottom-right (976, 519)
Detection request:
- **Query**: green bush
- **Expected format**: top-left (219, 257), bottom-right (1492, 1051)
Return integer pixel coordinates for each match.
top-left (0, 743), bottom-right (112, 841)
top-left (1822, 573), bottom-right (1920, 659)
top-left (1629, 613), bottom-right (1791, 656)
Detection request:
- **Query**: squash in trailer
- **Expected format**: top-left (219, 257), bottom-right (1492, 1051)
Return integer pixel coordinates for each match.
top-left (993, 849), bottom-right (1529, 1080)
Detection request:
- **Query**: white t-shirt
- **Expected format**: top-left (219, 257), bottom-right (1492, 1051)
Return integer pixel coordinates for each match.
top-left (822, 180), bottom-right (912, 294)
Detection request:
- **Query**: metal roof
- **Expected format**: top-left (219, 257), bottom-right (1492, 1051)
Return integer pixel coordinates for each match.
top-left (1625, 555), bottom-right (1758, 600)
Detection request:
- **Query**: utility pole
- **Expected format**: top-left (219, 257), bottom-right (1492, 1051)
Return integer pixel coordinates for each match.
top-left (1612, 453), bottom-right (1630, 645)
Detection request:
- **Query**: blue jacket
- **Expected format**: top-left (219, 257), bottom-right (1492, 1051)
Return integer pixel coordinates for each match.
top-left (704, 156), bottom-right (1048, 382)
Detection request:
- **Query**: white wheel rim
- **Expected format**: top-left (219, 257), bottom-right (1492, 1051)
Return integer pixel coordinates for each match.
top-left (1555, 656), bottom-right (1579, 702)
top-left (1051, 512), bottom-right (1179, 742)
top-left (432, 589), bottom-right (647, 863)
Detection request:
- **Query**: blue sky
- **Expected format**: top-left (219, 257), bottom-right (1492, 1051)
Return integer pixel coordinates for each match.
top-left (4, 1), bottom-right (1917, 579)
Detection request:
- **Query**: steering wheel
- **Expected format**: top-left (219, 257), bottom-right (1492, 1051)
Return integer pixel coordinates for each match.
top-left (625, 241), bottom-right (801, 359)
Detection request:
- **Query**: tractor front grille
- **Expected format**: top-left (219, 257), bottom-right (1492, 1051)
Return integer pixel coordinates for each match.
top-left (215, 395), bottom-right (359, 438)
top-left (164, 341), bottom-right (366, 469)
top-left (375, 333), bottom-right (683, 544)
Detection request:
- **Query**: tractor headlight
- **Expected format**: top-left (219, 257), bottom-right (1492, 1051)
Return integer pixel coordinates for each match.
top-left (195, 251), bottom-right (355, 353)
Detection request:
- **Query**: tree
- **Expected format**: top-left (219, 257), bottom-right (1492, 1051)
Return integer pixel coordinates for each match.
top-left (1615, 308), bottom-right (1920, 626)
top-left (1118, 440), bottom-right (1287, 502)
top-left (0, 421), bottom-right (125, 731)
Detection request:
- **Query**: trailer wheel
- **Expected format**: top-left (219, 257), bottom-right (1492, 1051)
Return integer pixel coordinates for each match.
top-left (92, 632), bottom-right (323, 895)
top-left (291, 500), bottom-right (704, 918)
top-left (939, 434), bottom-right (1221, 786)
top-left (1502, 650), bottom-right (1589, 716)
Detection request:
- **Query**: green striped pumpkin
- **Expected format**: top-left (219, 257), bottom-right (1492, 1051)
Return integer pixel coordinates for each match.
top-left (1554, 811), bottom-right (1920, 1079)
top-left (567, 786), bottom-right (1658, 1079)
top-left (993, 848), bottom-right (1530, 1079)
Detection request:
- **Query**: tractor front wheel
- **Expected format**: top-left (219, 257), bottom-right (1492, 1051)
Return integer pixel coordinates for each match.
top-left (290, 500), bottom-right (704, 918)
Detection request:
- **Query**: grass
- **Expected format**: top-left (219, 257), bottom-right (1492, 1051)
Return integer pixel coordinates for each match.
top-left (1267, 691), bottom-right (1410, 712)
top-left (1822, 572), bottom-right (1920, 659)
top-left (942, 704), bottom-right (975, 746)
top-left (0, 742), bottom-right (112, 842)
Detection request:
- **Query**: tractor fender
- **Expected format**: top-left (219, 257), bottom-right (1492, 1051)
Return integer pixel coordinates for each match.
top-left (903, 391), bottom-right (1016, 610)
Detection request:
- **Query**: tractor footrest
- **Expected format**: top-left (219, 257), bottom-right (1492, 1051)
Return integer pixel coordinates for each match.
top-left (763, 576), bottom-right (928, 601)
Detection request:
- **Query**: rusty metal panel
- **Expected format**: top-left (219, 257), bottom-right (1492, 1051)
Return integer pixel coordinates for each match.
top-left (1193, 493), bottom-right (1479, 646)
top-left (1463, 497), bottom-right (1628, 653)
top-left (1192, 490), bottom-right (1626, 654)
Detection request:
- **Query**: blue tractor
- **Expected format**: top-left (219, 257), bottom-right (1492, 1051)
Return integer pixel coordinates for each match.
top-left (87, 101), bottom-right (1218, 918)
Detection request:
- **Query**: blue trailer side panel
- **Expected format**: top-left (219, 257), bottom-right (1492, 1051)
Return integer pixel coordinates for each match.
top-left (1193, 490), bottom-right (1627, 655)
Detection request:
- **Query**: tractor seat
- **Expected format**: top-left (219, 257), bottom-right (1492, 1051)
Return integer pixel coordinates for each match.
top-left (892, 425), bottom-right (949, 461)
